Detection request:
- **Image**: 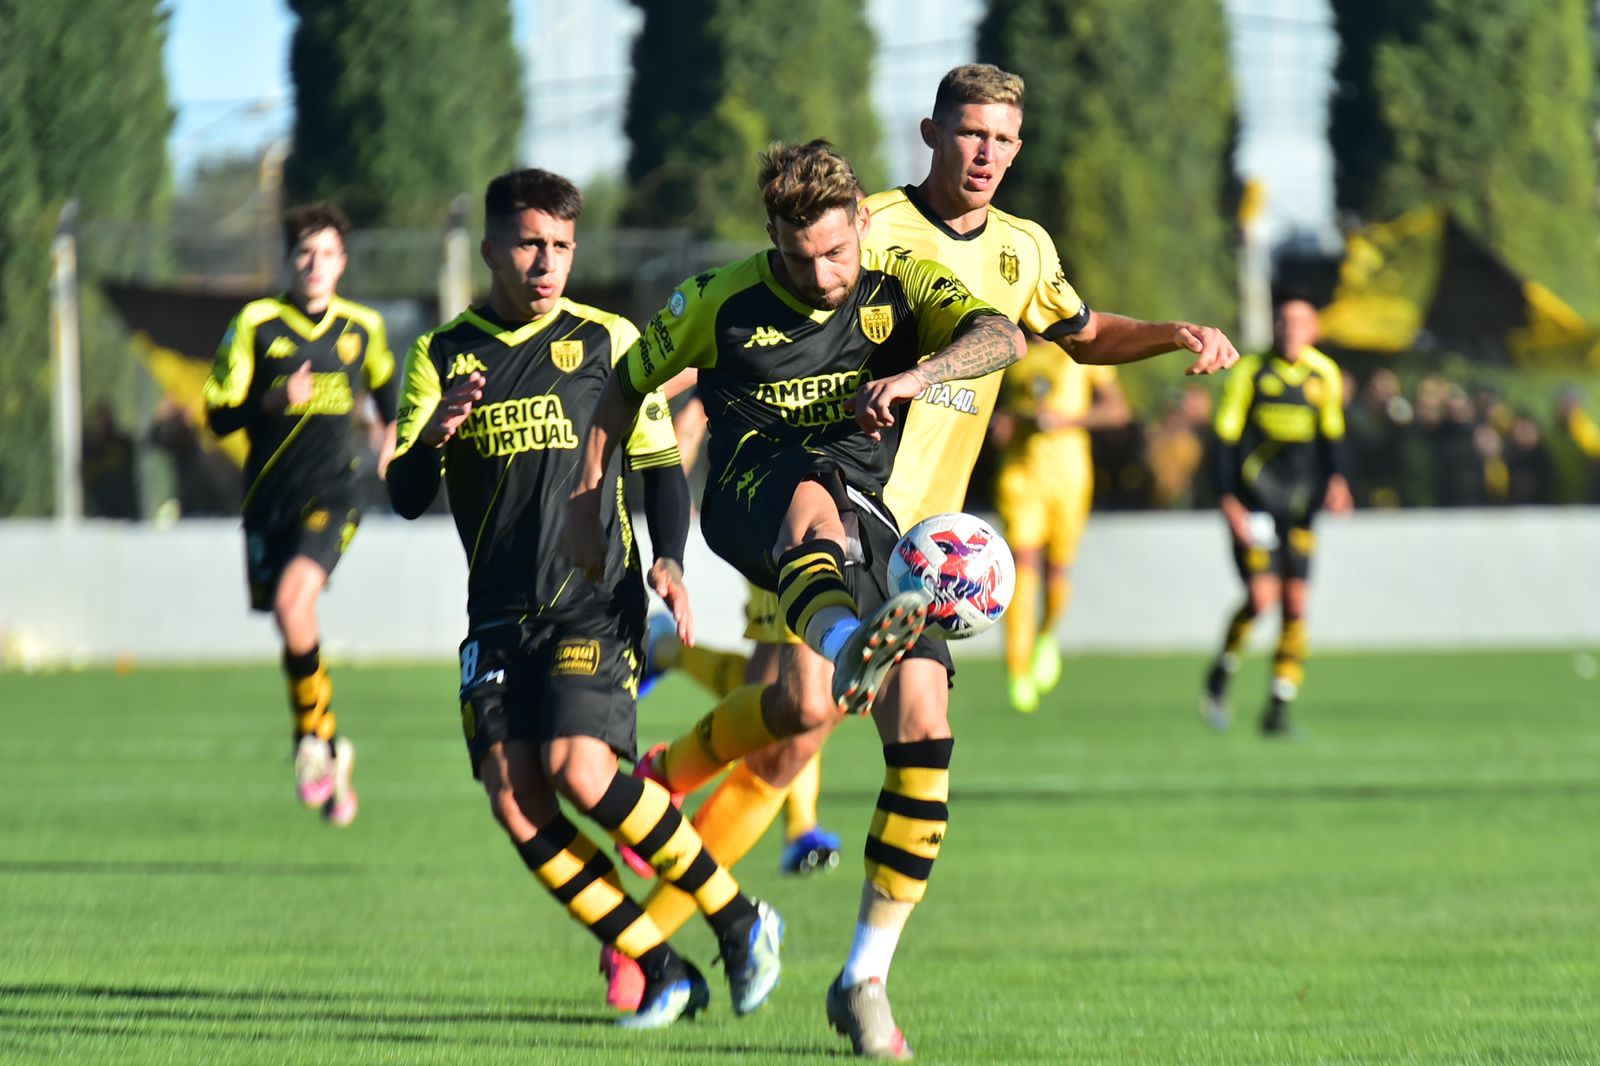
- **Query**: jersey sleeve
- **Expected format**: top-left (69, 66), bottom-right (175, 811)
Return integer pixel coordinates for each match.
top-left (1017, 222), bottom-right (1090, 341)
top-left (363, 313), bottom-right (396, 392)
top-left (203, 310), bottom-right (260, 436)
top-left (890, 253), bottom-right (1005, 355)
top-left (1312, 358), bottom-right (1346, 440)
top-left (1213, 355), bottom-right (1259, 444)
top-left (622, 283), bottom-right (718, 399)
top-left (624, 389), bottom-right (682, 471)
top-left (1088, 364), bottom-right (1119, 390)
top-left (390, 333), bottom-right (442, 461)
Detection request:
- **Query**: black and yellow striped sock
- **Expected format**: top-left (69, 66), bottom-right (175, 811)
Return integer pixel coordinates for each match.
top-left (588, 772), bottom-right (756, 940)
top-left (1222, 602), bottom-right (1256, 660)
top-left (283, 644), bottom-right (336, 747)
top-left (515, 815), bottom-right (668, 963)
top-left (776, 540), bottom-right (857, 656)
top-left (1273, 616), bottom-right (1308, 695)
top-left (865, 738), bottom-right (954, 904)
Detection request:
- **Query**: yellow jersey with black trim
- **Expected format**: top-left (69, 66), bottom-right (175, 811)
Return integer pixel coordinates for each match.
top-left (624, 245), bottom-right (1002, 494)
top-left (1214, 346), bottom-right (1345, 518)
top-left (204, 294), bottom-right (394, 519)
top-left (999, 337), bottom-right (1118, 472)
top-left (391, 299), bottom-right (678, 623)
top-left (862, 185), bottom-right (1089, 525)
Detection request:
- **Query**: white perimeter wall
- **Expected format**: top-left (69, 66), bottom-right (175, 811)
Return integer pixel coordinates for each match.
top-left (1, 509), bottom-right (1596, 666)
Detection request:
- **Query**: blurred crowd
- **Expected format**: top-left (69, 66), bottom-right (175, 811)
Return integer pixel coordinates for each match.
top-left (79, 371), bottom-right (1600, 521)
top-left (971, 369), bottom-right (1600, 514)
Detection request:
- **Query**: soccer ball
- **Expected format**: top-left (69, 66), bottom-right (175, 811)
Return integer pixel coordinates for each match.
top-left (887, 512), bottom-right (1015, 640)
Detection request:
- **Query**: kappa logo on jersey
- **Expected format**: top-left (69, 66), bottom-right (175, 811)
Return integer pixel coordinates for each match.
top-left (693, 272), bottom-right (715, 294)
top-left (858, 305), bottom-right (894, 344)
top-left (450, 353), bottom-right (489, 378)
top-left (336, 331), bottom-right (363, 365)
top-left (552, 639), bottom-right (600, 677)
top-left (929, 274), bottom-right (976, 309)
top-left (999, 246), bottom-right (1020, 285)
top-left (551, 340), bottom-right (583, 372)
top-left (265, 336), bottom-right (299, 360)
top-left (744, 326), bottom-right (793, 348)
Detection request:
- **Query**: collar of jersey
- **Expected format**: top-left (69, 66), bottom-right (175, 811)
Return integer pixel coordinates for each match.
top-left (273, 294), bottom-right (348, 340)
top-left (463, 301), bottom-right (566, 346)
top-left (901, 184), bottom-right (988, 242)
top-left (757, 253), bottom-right (836, 324)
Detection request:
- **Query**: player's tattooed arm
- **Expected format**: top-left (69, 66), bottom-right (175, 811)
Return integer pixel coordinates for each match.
top-left (909, 313), bottom-right (1026, 387)
top-left (850, 313), bottom-right (1024, 438)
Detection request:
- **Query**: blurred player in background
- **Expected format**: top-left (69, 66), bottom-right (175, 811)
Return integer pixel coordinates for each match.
top-left (387, 168), bottom-right (783, 1029)
top-left (204, 201), bottom-right (395, 827)
top-left (1202, 289), bottom-right (1352, 736)
top-left (991, 334), bottom-right (1130, 712)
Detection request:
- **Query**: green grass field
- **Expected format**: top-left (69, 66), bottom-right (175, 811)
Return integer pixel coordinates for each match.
top-left (1, 650), bottom-right (1596, 1064)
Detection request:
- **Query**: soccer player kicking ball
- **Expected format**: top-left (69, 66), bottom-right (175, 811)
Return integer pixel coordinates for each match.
top-left (205, 201), bottom-right (397, 827)
top-left (562, 139), bottom-right (1029, 1057)
top-left (387, 169), bottom-right (782, 1029)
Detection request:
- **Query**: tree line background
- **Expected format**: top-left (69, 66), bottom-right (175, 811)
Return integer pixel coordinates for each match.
top-left (0, 0), bottom-right (1597, 515)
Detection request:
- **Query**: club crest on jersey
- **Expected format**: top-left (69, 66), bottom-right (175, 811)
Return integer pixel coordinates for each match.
top-left (551, 340), bottom-right (584, 373)
top-left (1302, 376), bottom-right (1325, 405)
top-left (336, 331), bottom-right (363, 365)
top-left (859, 305), bottom-right (894, 344)
top-left (999, 246), bottom-right (1020, 285)
top-left (265, 336), bottom-right (299, 360)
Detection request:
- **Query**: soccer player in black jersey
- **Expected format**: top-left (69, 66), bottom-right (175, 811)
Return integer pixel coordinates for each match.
top-left (1203, 290), bottom-right (1352, 735)
top-left (386, 168), bottom-right (783, 1029)
top-left (562, 140), bottom-right (1027, 1047)
top-left (204, 201), bottom-right (396, 827)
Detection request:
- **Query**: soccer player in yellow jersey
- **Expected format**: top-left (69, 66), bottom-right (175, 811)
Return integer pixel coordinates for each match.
top-left (592, 67), bottom-right (1241, 1059)
top-left (1202, 290), bottom-right (1352, 736)
top-left (992, 335), bottom-right (1130, 712)
top-left (204, 202), bottom-right (396, 827)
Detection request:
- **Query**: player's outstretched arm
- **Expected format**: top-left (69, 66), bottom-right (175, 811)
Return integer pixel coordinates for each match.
top-left (562, 370), bottom-right (644, 576)
top-left (853, 313), bottom-right (1024, 435)
top-left (1061, 312), bottom-right (1239, 375)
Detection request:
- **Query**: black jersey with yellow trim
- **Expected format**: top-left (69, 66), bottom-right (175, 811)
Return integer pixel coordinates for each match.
top-left (1213, 346), bottom-right (1346, 518)
top-left (389, 298), bottom-right (679, 625)
top-left (623, 245), bottom-right (1001, 494)
top-left (204, 294), bottom-right (395, 521)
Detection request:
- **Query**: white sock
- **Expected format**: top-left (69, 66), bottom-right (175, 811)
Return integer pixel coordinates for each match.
top-left (841, 922), bottom-right (902, 988)
top-left (1270, 677), bottom-right (1299, 701)
top-left (812, 610), bottom-right (860, 661)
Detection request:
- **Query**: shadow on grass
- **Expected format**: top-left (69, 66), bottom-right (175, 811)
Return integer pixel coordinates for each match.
top-left (0, 985), bottom-right (839, 1056)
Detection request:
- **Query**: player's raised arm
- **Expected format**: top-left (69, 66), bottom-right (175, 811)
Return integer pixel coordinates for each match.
top-left (853, 313), bottom-right (1023, 435)
top-left (1061, 311), bottom-right (1239, 376)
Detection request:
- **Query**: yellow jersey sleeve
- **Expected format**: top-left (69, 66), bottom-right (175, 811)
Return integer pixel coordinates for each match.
top-left (624, 389), bottom-right (682, 471)
top-left (1214, 354), bottom-right (1261, 444)
top-left (203, 308), bottom-right (261, 410)
top-left (390, 333), bottom-right (442, 461)
top-left (1014, 220), bottom-right (1088, 340)
top-left (1304, 349), bottom-right (1346, 440)
top-left (624, 282), bottom-right (719, 397)
top-left (362, 312), bottom-right (395, 391)
top-left (1088, 364), bottom-right (1119, 390)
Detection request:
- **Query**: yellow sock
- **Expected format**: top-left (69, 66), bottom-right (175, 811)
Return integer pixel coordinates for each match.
top-left (1005, 563), bottom-right (1041, 677)
top-left (285, 659), bottom-right (336, 741)
top-left (784, 753), bottom-right (822, 840)
top-left (1274, 617), bottom-right (1308, 691)
top-left (642, 762), bottom-right (788, 938)
top-left (1042, 569), bottom-right (1071, 632)
top-left (677, 644), bottom-right (751, 698)
top-left (659, 684), bottom-right (777, 794)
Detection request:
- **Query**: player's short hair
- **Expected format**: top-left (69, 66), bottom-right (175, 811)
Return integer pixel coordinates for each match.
top-left (757, 140), bottom-right (861, 228)
top-left (483, 168), bottom-right (583, 232)
top-left (1270, 283), bottom-right (1319, 310)
top-left (282, 201), bottom-right (349, 252)
top-left (932, 64), bottom-right (1026, 124)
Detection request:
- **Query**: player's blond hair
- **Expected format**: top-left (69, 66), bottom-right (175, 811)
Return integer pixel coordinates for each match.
top-left (932, 63), bottom-right (1025, 123)
top-left (757, 140), bottom-right (861, 228)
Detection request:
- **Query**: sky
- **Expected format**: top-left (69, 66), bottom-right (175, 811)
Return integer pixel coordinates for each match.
top-left (164, 0), bottom-right (1339, 245)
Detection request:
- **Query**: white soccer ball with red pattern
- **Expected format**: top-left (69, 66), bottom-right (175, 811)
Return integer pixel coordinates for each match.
top-left (887, 512), bottom-right (1015, 640)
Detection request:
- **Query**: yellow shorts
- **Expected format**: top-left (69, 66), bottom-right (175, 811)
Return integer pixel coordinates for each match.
top-left (743, 584), bottom-right (803, 645)
top-left (994, 453), bottom-right (1093, 567)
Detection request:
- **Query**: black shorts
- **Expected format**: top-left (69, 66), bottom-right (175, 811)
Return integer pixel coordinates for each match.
top-left (700, 445), bottom-right (952, 679)
top-left (1231, 511), bottom-right (1316, 583)
top-left (456, 613), bottom-right (642, 779)
top-left (243, 495), bottom-right (360, 612)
